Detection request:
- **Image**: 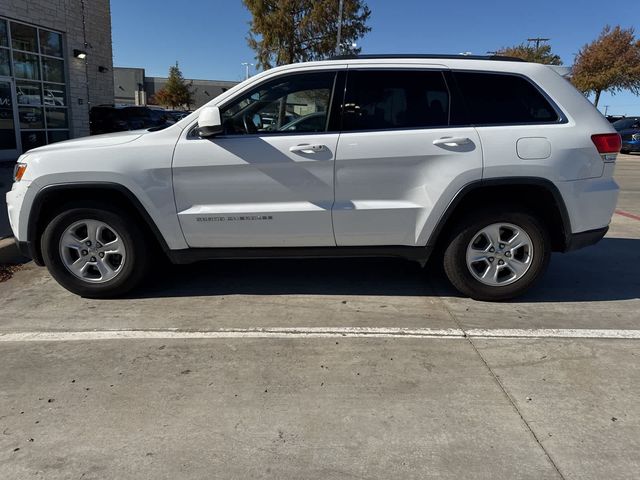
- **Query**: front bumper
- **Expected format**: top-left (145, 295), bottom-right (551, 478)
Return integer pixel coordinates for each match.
top-left (15, 238), bottom-right (35, 261)
top-left (6, 179), bottom-right (31, 241)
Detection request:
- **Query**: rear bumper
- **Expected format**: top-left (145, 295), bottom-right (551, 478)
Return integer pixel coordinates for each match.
top-left (564, 226), bottom-right (608, 252)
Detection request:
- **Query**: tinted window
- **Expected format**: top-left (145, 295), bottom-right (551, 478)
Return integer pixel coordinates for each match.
top-left (220, 71), bottom-right (335, 135)
top-left (613, 118), bottom-right (640, 131)
top-left (453, 72), bottom-right (559, 125)
top-left (342, 70), bottom-right (449, 131)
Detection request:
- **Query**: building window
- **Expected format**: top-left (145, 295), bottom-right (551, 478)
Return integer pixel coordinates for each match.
top-left (0, 17), bottom-right (69, 152)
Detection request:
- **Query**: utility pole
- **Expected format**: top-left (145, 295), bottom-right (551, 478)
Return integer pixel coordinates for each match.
top-left (527, 37), bottom-right (550, 51)
top-left (603, 105), bottom-right (610, 116)
top-left (241, 62), bottom-right (254, 80)
top-left (335, 0), bottom-right (344, 56)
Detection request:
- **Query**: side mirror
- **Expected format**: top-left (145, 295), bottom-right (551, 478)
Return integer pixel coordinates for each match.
top-left (197, 106), bottom-right (223, 137)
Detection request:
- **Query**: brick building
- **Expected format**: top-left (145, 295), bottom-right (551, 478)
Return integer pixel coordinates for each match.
top-left (0, 0), bottom-right (114, 161)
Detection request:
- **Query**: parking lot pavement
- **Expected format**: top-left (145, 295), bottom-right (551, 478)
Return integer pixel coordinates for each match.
top-left (615, 153), bottom-right (640, 215)
top-left (0, 155), bottom-right (639, 479)
top-left (0, 338), bottom-right (565, 480)
top-left (475, 339), bottom-right (640, 480)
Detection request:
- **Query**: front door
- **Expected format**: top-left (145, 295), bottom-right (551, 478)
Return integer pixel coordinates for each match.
top-left (172, 70), bottom-right (342, 248)
top-left (333, 68), bottom-right (483, 246)
top-left (0, 78), bottom-right (20, 161)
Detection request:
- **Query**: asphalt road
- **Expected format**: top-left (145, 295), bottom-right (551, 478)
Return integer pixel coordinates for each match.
top-left (0, 154), bottom-right (639, 479)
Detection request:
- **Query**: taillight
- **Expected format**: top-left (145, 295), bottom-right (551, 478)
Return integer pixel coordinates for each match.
top-left (591, 133), bottom-right (621, 156)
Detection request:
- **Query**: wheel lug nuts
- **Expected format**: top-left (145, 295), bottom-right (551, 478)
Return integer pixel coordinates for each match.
top-left (489, 247), bottom-right (495, 252)
top-left (505, 252), bottom-right (511, 257)
top-left (82, 250), bottom-right (88, 256)
top-left (489, 257), bottom-right (494, 262)
top-left (498, 259), bottom-right (504, 265)
top-left (99, 252), bottom-right (104, 258)
top-left (90, 256), bottom-right (96, 262)
top-left (96, 243), bottom-right (102, 248)
top-left (85, 241), bottom-right (91, 246)
top-left (499, 243), bottom-right (505, 249)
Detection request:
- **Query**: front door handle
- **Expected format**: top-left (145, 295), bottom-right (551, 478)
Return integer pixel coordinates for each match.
top-left (289, 144), bottom-right (326, 154)
top-left (432, 136), bottom-right (472, 146)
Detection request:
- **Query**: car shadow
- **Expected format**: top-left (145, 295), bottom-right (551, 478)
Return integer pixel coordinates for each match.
top-left (129, 237), bottom-right (640, 303)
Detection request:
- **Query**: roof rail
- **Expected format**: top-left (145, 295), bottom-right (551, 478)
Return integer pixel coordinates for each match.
top-left (328, 54), bottom-right (525, 62)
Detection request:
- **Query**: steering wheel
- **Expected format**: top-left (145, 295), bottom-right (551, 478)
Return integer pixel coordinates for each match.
top-left (243, 113), bottom-right (258, 134)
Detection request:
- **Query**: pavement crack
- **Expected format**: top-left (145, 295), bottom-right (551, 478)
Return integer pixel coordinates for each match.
top-left (429, 280), bottom-right (567, 480)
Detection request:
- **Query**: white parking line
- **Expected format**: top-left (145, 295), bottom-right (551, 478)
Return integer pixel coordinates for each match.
top-left (0, 327), bottom-right (639, 342)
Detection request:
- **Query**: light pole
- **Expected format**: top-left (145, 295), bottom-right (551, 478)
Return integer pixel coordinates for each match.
top-left (335, 0), bottom-right (344, 55)
top-left (241, 62), bottom-right (254, 80)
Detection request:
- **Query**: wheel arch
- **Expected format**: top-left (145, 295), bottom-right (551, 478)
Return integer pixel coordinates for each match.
top-left (27, 182), bottom-right (171, 266)
top-left (427, 177), bottom-right (572, 253)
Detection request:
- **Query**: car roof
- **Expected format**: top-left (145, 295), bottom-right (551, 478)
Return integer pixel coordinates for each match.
top-left (330, 54), bottom-right (524, 62)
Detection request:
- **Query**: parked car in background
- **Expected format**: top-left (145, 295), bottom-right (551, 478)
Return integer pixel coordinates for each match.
top-left (613, 117), bottom-right (640, 154)
top-left (606, 115), bottom-right (626, 123)
top-left (163, 110), bottom-right (191, 124)
top-left (280, 111), bottom-right (327, 132)
top-left (89, 105), bottom-right (169, 135)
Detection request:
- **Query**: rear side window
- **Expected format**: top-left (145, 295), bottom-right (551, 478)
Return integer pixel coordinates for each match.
top-left (342, 70), bottom-right (449, 131)
top-left (452, 72), bottom-right (559, 125)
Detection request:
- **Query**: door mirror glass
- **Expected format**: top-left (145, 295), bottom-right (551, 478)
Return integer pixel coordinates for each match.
top-left (197, 106), bottom-right (223, 138)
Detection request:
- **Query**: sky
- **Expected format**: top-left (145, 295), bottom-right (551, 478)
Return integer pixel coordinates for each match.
top-left (111, 0), bottom-right (640, 115)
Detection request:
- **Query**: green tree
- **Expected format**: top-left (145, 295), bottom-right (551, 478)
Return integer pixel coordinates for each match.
top-left (242, 0), bottom-right (371, 69)
top-left (153, 62), bottom-right (194, 110)
top-left (571, 25), bottom-right (640, 107)
top-left (496, 42), bottom-right (563, 65)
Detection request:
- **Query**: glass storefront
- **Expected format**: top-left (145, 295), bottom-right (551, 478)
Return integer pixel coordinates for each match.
top-left (0, 17), bottom-right (69, 159)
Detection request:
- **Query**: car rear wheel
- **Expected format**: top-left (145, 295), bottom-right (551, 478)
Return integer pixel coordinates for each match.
top-left (443, 209), bottom-right (550, 301)
top-left (41, 206), bottom-right (150, 298)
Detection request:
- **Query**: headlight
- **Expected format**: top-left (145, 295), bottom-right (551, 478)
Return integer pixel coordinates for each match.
top-left (13, 162), bottom-right (27, 182)
top-left (632, 133), bottom-right (640, 141)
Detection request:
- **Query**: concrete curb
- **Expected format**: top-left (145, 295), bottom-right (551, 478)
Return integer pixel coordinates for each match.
top-left (0, 237), bottom-right (28, 265)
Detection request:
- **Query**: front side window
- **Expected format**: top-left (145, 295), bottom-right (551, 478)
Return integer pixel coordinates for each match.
top-left (220, 71), bottom-right (336, 135)
top-left (453, 72), bottom-right (560, 125)
top-left (342, 70), bottom-right (450, 131)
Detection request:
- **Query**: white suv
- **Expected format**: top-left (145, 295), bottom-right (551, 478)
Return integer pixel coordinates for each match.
top-left (6, 55), bottom-right (621, 301)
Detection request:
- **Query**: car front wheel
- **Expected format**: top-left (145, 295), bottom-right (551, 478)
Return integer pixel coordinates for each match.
top-left (443, 210), bottom-right (550, 301)
top-left (41, 206), bottom-right (150, 298)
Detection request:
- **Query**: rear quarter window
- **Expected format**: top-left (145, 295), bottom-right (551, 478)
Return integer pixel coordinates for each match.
top-left (452, 72), bottom-right (560, 125)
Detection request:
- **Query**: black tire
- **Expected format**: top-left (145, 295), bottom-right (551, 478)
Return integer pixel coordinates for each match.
top-left (620, 149), bottom-right (629, 155)
top-left (443, 208), bottom-right (550, 301)
top-left (41, 206), bottom-right (150, 298)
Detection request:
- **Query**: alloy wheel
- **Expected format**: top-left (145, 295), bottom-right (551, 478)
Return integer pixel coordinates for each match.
top-left (59, 219), bottom-right (126, 283)
top-left (465, 222), bottom-right (533, 286)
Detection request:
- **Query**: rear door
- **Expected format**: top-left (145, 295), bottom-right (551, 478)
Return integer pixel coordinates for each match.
top-left (333, 67), bottom-right (483, 246)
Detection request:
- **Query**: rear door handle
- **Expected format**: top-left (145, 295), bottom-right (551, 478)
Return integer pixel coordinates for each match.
top-left (289, 144), bottom-right (326, 154)
top-left (432, 136), bottom-right (472, 146)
